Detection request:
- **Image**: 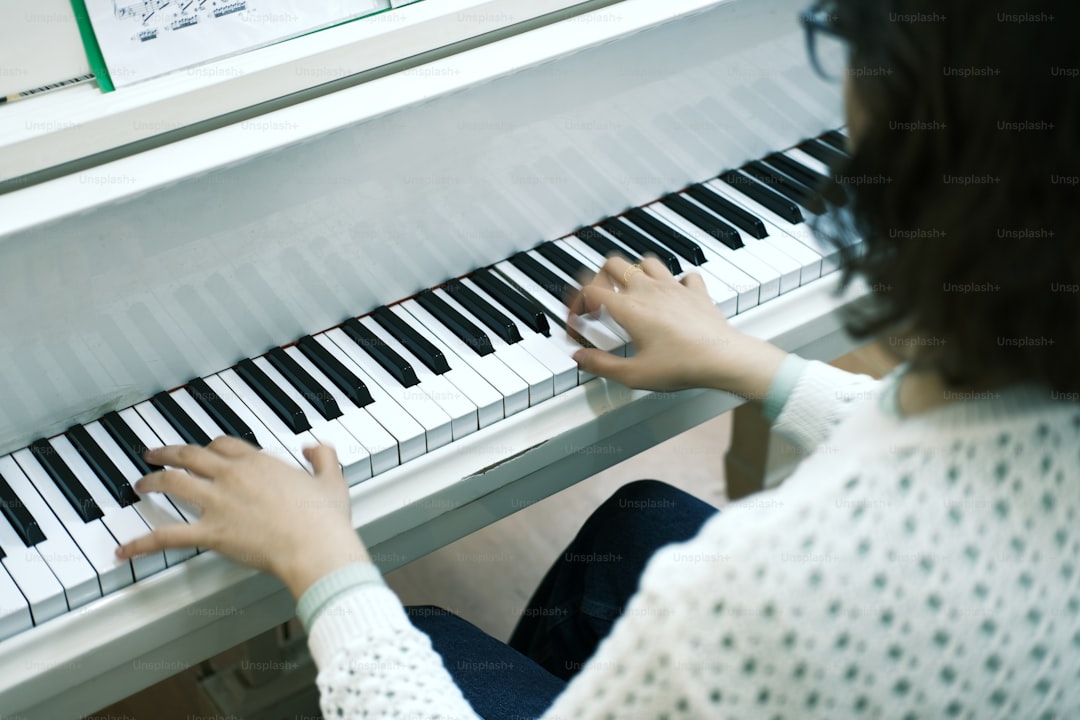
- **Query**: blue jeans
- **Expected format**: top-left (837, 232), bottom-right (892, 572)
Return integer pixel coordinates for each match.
top-left (406, 480), bottom-right (719, 719)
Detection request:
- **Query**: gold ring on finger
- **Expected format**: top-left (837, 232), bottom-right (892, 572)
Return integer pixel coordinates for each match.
top-left (622, 264), bottom-right (645, 285)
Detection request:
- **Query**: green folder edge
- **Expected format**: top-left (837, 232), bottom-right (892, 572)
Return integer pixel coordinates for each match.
top-left (69, 0), bottom-right (115, 93)
top-left (64, 2), bottom-right (408, 95)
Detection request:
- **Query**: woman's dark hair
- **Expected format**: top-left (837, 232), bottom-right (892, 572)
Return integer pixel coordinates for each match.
top-left (818, 0), bottom-right (1080, 395)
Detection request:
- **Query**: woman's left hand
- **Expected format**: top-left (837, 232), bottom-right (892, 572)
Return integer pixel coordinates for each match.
top-left (116, 436), bottom-right (371, 599)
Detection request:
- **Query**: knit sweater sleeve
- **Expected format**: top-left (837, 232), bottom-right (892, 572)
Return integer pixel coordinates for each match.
top-left (769, 358), bottom-right (881, 452)
top-left (307, 580), bottom-right (481, 719)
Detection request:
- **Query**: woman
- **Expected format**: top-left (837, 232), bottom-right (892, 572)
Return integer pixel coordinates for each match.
top-left (118, 0), bottom-right (1080, 717)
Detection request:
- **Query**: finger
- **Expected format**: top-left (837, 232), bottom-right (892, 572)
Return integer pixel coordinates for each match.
top-left (304, 444), bottom-right (342, 477)
top-left (599, 255), bottom-right (637, 288)
top-left (639, 256), bottom-right (674, 281)
top-left (572, 265), bottom-right (597, 294)
top-left (573, 348), bottom-right (636, 385)
top-left (573, 285), bottom-right (625, 318)
top-left (567, 286), bottom-right (587, 316)
top-left (136, 468), bottom-right (213, 507)
top-left (207, 435), bottom-right (260, 458)
top-left (116, 523), bottom-right (203, 559)
top-left (679, 271), bottom-right (709, 296)
top-left (570, 270), bottom-right (619, 315)
top-left (145, 444), bottom-right (230, 478)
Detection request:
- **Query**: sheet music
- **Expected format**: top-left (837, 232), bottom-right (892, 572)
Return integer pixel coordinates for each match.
top-left (83, 0), bottom-right (389, 87)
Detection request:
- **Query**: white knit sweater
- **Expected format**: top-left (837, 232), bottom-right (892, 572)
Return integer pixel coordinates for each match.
top-left (304, 360), bottom-right (1080, 719)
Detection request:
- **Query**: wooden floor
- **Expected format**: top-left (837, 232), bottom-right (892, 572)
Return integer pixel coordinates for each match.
top-left (90, 343), bottom-right (894, 720)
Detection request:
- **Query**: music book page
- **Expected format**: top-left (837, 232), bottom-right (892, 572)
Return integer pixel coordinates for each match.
top-left (79, 0), bottom-right (389, 88)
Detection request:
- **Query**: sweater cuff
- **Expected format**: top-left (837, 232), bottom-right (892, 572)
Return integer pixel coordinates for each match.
top-left (297, 562), bottom-right (386, 634)
top-left (762, 354), bottom-right (810, 422)
top-left (306, 583), bottom-right (418, 671)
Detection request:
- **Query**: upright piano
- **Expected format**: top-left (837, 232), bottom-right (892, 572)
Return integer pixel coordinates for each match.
top-left (0, 0), bottom-right (866, 715)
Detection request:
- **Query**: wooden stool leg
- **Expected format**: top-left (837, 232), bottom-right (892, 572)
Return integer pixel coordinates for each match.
top-left (724, 402), bottom-right (772, 501)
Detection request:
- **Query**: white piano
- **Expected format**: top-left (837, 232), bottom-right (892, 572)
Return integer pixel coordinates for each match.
top-left (0, 0), bottom-right (866, 716)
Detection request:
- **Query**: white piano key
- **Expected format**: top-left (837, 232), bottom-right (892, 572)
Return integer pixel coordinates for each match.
top-left (11, 449), bottom-right (132, 596)
top-left (494, 260), bottom-right (628, 357)
top-left (356, 316), bottom-right (478, 441)
top-left (459, 278), bottom-right (582, 389)
top-left (675, 189), bottom-right (823, 283)
top-left (432, 287), bottom-right (555, 405)
top-left (0, 565), bottom-right (32, 641)
top-left (784, 146), bottom-right (832, 178)
top-left (593, 217), bottom-right (762, 313)
top-left (640, 205), bottom-right (784, 301)
top-left (49, 436), bottom-right (165, 581)
top-left (249, 356), bottom-right (373, 482)
top-left (397, 301), bottom-right (525, 420)
top-left (0, 508), bottom-right (67, 625)
top-left (294, 339), bottom-right (427, 465)
top-left (382, 305), bottom-right (505, 428)
top-left (83, 421), bottom-right (196, 567)
top-left (216, 369), bottom-right (322, 473)
top-left (178, 380), bottom-right (305, 473)
top-left (646, 201), bottom-right (801, 293)
top-left (168, 388), bottom-right (227, 440)
top-left (523, 249), bottom-right (638, 349)
top-left (118, 407), bottom-right (203, 523)
top-left (560, 235), bottom-right (740, 318)
top-left (704, 177), bottom-right (841, 274)
top-left (283, 346), bottom-right (400, 476)
top-left (0, 456), bottom-right (99, 610)
top-left (321, 328), bottom-right (453, 453)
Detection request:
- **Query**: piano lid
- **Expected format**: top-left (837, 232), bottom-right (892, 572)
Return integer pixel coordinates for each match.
top-left (0, 0), bottom-right (615, 191)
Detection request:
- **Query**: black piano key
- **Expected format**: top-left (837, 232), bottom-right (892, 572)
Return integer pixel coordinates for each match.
top-left (741, 161), bottom-right (827, 216)
top-left (444, 279), bottom-right (522, 345)
top-left (617, 210), bottom-right (698, 267)
top-left (342, 318), bottom-right (420, 388)
top-left (297, 335), bottom-right (375, 408)
top-left (799, 138), bottom-right (848, 166)
top-left (658, 195), bottom-right (744, 251)
top-left (186, 377), bottom-right (261, 446)
top-left (267, 347), bottom-right (343, 421)
top-left (719, 170), bottom-right (804, 225)
top-left (534, 242), bottom-right (591, 282)
top-left (576, 227), bottom-right (640, 263)
top-left (595, 220), bottom-right (683, 275)
top-left (0, 472), bottom-right (46, 546)
top-left (763, 152), bottom-right (826, 189)
top-left (151, 391), bottom-right (212, 447)
top-left (101, 411), bottom-right (163, 477)
top-left (0, 544), bottom-right (5, 560)
top-left (620, 208), bottom-right (706, 266)
top-left (508, 252), bottom-right (570, 302)
top-left (685, 184), bottom-right (769, 239)
top-left (821, 129), bottom-right (849, 151)
top-left (371, 306), bottom-right (451, 375)
top-left (416, 290), bottom-right (494, 357)
top-left (763, 153), bottom-right (846, 206)
top-left (235, 359), bottom-right (312, 434)
top-left (66, 425), bottom-right (139, 507)
top-left (470, 269), bottom-right (551, 337)
top-left (29, 438), bottom-right (103, 523)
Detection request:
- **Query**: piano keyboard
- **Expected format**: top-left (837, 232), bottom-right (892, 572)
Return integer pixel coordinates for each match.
top-left (0, 129), bottom-right (853, 639)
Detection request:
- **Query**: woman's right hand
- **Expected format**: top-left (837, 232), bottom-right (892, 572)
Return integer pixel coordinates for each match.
top-left (569, 255), bottom-right (788, 402)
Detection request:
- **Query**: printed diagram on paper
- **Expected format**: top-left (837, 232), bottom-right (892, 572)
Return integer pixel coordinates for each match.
top-left (84, 0), bottom-right (385, 87)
